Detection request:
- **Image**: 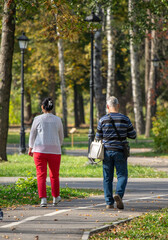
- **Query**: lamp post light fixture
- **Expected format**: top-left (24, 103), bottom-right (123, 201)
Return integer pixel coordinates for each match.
top-left (152, 55), bottom-right (159, 68)
top-left (17, 32), bottom-right (29, 153)
top-left (151, 55), bottom-right (159, 116)
top-left (85, 11), bottom-right (101, 161)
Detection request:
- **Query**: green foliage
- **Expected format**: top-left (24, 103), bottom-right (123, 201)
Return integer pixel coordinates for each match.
top-left (0, 171), bottom-right (102, 207)
top-left (9, 89), bottom-right (20, 125)
top-left (15, 171), bottom-right (37, 191)
top-left (126, 0), bottom-right (168, 41)
top-left (152, 109), bottom-right (168, 153)
top-left (0, 172), bottom-right (39, 207)
top-left (90, 208), bottom-right (168, 240)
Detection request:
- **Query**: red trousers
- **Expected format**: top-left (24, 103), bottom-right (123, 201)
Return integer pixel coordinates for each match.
top-left (34, 152), bottom-right (61, 199)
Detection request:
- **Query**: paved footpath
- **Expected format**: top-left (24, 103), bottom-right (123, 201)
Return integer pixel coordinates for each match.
top-left (0, 146), bottom-right (168, 239)
top-left (0, 178), bottom-right (168, 240)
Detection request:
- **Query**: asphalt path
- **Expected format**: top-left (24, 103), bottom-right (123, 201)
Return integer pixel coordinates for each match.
top-left (0, 178), bottom-right (168, 240)
top-left (0, 145), bottom-right (168, 239)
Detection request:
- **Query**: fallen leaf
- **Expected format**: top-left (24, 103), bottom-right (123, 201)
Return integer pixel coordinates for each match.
top-left (3, 236), bottom-right (9, 239)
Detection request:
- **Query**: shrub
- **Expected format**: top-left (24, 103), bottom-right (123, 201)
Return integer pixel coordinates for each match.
top-left (152, 109), bottom-right (168, 153)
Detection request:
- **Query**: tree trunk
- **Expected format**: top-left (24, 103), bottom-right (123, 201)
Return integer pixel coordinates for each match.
top-left (48, 58), bottom-right (56, 115)
top-left (106, 7), bottom-right (115, 100)
top-left (0, 1), bottom-right (16, 161)
top-left (57, 38), bottom-right (68, 137)
top-left (129, 0), bottom-right (145, 135)
top-left (78, 93), bottom-right (85, 124)
top-left (54, 10), bottom-right (68, 136)
top-left (94, 6), bottom-right (106, 120)
top-left (24, 89), bottom-right (32, 123)
top-left (74, 83), bottom-right (79, 127)
top-left (145, 23), bottom-right (156, 137)
top-left (145, 29), bottom-right (150, 103)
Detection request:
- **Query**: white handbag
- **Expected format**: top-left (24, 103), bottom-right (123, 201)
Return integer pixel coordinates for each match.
top-left (88, 140), bottom-right (104, 160)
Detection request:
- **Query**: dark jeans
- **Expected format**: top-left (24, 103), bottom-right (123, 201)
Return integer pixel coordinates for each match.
top-left (103, 150), bottom-right (128, 205)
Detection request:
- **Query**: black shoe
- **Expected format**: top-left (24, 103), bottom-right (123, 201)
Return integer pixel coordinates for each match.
top-left (114, 194), bottom-right (124, 209)
top-left (0, 210), bottom-right (3, 220)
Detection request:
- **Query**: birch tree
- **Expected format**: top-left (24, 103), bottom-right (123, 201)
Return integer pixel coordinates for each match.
top-left (106, 6), bottom-right (116, 101)
top-left (129, 0), bottom-right (145, 135)
top-left (144, 8), bottom-right (151, 100)
top-left (57, 38), bottom-right (68, 137)
top-left (0, 0), bottom-right (16, 161)
top-left (145, 20), bottom-right (156, 137)
top-left (94, 6), bottom-right (106, 120)
top-left (53, 2), bottom-right (68, 137)
top-left (145, 29), bottom-right (150, 102)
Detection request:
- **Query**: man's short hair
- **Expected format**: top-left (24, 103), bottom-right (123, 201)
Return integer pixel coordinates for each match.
top-left (107, 96), bottom-right (119, 108)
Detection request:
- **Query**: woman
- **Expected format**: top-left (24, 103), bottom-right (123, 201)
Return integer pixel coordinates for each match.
top-left (28, 97), bottom-right (64, 207)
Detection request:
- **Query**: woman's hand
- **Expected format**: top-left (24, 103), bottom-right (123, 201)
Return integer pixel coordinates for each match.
top-left (28, 148), bottom-right (33, 157)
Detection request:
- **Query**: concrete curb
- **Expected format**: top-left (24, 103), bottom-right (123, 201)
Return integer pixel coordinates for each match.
top-left (82, 216), bottom-right (138, 240)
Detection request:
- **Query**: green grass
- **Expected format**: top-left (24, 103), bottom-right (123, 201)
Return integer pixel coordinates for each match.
top-left (0, 175), bottom-right (104, 208)
top-left (63, 144), bottom-right (88, 149)
top-left (90, 208), bottom-right (168, 239)
top-left (1, 154), bottom-right (168, 178)
top-left (7, 132), bottom-right (29, 144)
top-left (131, 152), bottom-right (168, 158)
top-left (129, 140), bottom-right (154, 149)
top-left (64, 141), bottom-right (154, 150)
top-left (7, 131), bottom-right (154, 149)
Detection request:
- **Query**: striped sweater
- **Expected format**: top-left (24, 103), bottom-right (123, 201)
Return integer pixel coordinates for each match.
top-left (96, 112), bottom-right (136, 151)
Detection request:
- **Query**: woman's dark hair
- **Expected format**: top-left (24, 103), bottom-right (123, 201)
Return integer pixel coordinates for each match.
top-left (42, 97), bottom-right (53, 111)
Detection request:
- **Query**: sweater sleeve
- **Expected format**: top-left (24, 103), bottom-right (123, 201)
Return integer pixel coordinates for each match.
top-left (29, 118), bottom-right (38, 148)
top-left (58, 118), bottom-right (64, 145)
top-left (95, 119), bottom-right (103, 140)
top-left (127, 118), bottom-right (136, 139)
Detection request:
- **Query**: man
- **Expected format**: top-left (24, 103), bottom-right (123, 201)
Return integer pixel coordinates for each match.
top-left (96, 96), bottom-right (136, 209)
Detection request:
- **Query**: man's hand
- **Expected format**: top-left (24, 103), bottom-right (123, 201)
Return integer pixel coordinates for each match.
top-left (28, 148), bottom-right (33, 157)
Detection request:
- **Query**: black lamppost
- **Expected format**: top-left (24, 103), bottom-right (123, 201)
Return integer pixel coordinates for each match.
top-left (85, 11), bottom-right (101, 159)
top-left (18, 32), bottom-right (29, 153)
top-left (152, 55), bottom-right (159, 115)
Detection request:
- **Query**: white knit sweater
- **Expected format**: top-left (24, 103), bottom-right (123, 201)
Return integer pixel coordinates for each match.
top-left (29, 113), bottom-right (64, 154)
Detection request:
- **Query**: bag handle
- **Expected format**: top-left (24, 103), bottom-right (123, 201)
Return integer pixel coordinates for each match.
top-left (108, 114), bottom-right (123, 142)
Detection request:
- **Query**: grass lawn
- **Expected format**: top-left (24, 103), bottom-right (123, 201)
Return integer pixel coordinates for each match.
top-left (63, 140), bottom-right (154, 150)
top-left (90, 208), bottom-right (168, 240)
top-left (7, 131), bottom-right (154, 149)
top-left (1, 154), bottom-right (168, 178)
top-left (131, 152), bottom-right (168, 158)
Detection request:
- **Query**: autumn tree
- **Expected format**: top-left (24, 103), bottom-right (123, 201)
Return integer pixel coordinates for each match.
top-left (128, 0), bottom-right (145, 134)
top-left (0, 0), bottom-right (16, 161)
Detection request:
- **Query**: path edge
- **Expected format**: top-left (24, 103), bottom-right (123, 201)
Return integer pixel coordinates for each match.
top-left (81, 216), bottom-right (139, 240)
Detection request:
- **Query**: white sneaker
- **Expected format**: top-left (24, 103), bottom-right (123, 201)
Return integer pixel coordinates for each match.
top-left (40, 198), bottom-right (47, 207)
top-left (53, 196), bottom-right (61, 206)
